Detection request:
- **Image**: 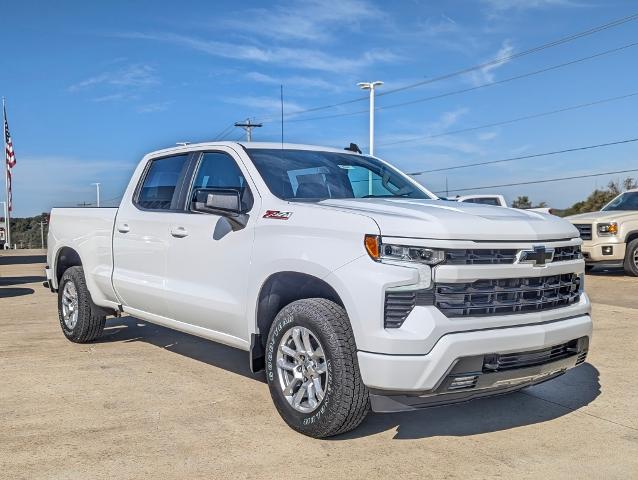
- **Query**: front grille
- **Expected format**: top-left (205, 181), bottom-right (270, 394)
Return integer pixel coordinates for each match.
top-left (446, 245), bottom-right (581, 265)
top-left (434, 273), bottom-right (581, 317)
top-left (552, 245), bottom-right (582, 262)
top-left (574, 224), bottom-right (592, 240)
top-left (483, 339), bottom-right (580, 372)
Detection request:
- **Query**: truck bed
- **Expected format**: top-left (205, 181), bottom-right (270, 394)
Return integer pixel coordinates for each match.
top-left (47, 207), bottom-right (120, 308)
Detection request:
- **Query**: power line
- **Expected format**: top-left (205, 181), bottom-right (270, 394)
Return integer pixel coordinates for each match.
top-left (409, 137), bottom-right (638, 175)
top-left (255, 12), bottom-right (638, 122)
top-left (378, 12), bottom-right (638, 97)
top-left (434, 168), bottom-right (638, 194)
top-left (213, 123), bottom-right (237, 140)
top-left (282, 40), bottom-right (638, 124)
top-left (380, 91), bottom-right (638, 147)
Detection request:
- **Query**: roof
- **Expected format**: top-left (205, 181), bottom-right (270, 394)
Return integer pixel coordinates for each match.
top-left (145, 141), bottom-right (362, 158)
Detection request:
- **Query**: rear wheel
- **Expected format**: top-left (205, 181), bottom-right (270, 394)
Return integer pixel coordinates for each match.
top-left (623, 239), bottom-right (638, 276)
top-left (58, 266), bottom-right (106, 343)
top-left (265, 298), bottom-right (369, 438)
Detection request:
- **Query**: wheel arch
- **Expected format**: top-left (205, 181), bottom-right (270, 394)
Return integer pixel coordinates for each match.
top-left (625, 230), bottom-right (638, 245)
top-left (55, 246), bottom-right (83, 285)
top-left (249, 271), bottom-right (346, 372)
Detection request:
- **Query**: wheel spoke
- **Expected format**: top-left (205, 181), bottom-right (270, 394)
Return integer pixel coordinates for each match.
top-left (311, 345), bottom-right (325, 360)
top-left (283, 377), bottom-right (301, 397)
top-left (306, 381), bottom-right (318, 409)
top-left (292, 382), bottom-right (307, 407)
top-left (292, 328), bottom-right (304, 355)
top-left (312, 377), bottom-right (325, 401)
top-left (277, 358), bottom-right (296, 372)
top-left (280, 345), bottom-right (297, 359)
top-left (301, 329), bottom-right (314, 356)
top-left (314, 362), bottom-right (327, 375)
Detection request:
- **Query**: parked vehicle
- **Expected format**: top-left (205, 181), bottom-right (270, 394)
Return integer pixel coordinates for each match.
top-left (566, 189), bottom-right (638, 275)
top-left (46, 142), bottom-right (592, 438)
top-left (452, 194), bottom-right (553, 214)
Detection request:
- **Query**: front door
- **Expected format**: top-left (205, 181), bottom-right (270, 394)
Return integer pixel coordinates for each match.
top-left (163, 149), bottom-right (258, 343)
top-left (112, 153), bottom-right (190, 317)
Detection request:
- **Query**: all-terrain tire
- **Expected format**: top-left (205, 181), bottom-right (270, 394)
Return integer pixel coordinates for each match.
top-left (265, 298), bottom-right (370, 438)
top-left (623, 238), bottom-right (638, 276)
top-left (58, 266), bottom-right (106, 343)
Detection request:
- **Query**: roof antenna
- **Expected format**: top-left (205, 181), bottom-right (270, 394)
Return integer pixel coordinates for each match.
top-left (280, 85), bottom-right (284, 149)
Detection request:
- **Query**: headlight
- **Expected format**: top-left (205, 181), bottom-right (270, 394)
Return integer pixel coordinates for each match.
top-left (364, 235), bottom-right (445, 265)
top-left (597, 222), bottom-right (618, 236)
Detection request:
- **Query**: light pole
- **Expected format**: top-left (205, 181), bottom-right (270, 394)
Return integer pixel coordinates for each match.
top-left (357, 81), bottom-right (383, 156)
top-left (0, 201), bottom-right (7, 249)
top-left (91, 183), bottom-right (101, 207)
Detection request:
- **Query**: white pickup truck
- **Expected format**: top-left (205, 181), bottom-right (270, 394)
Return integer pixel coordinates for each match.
top-left (46, 142), bottom-right (592, 438)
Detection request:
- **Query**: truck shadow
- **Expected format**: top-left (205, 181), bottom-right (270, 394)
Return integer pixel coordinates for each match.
top-left (0, 254), bottom-right (47, 265)
top-left (336, 363), bottom-right (600, 440)
top-left (0, 287), bottom-right (35, 298)
top-left (99, 317), bottom-right (600, 441)
top-left (99, 316), bottom-right (266, 383)
top-left (0, 275), bottom-right (47, 286)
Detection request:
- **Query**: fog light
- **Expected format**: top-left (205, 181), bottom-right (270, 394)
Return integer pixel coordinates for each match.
top-left (602, 246), bottom-right (613, 256)
top-left (448, 375), bottom-right (478, 391)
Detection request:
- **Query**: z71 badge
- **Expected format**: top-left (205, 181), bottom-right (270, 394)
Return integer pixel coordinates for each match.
top-left (263, 210), bottom-right (293, 220)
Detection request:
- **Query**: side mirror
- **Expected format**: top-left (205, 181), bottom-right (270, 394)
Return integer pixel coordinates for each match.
top-left (192, 188), bottom-right (249, 230)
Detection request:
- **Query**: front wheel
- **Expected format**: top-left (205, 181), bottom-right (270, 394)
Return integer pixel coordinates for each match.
top-left (265, 298), bottom-right (369, 438)
top-left (623, 239), bottom-right (638, 276)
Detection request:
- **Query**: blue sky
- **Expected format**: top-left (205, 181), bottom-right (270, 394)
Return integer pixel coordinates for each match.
top-left (2, 0), bottom-right (638, 216)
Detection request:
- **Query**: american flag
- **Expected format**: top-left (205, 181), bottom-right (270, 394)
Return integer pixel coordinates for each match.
top-left (4, 104), bottom-right (16, 212)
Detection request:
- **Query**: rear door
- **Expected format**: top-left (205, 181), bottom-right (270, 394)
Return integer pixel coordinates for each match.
top-left (112, 153), bottom-right (191, 316)
top-left (162, 148), bottom-right (259, 343)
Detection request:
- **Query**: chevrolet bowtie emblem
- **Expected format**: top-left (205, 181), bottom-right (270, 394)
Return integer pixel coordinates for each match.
top-left (517, 245), bottom-right (554, 266)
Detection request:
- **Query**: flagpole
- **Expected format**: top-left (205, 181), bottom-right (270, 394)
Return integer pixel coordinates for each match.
top-left (3, 97), bottom-right (11, 249)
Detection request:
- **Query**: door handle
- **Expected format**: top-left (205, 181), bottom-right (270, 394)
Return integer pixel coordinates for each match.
top-left (117, 223), bottom-right (130, 233)
top-left (170, 226), bottom-right (189, 238)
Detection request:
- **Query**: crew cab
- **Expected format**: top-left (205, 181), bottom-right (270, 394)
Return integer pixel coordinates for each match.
top-left (46, 142), bottom-right (592, 438)
top-left (567, 189), bottom-right (638, 275)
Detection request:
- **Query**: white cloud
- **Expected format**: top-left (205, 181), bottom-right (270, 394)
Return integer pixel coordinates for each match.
top-left (481, 0), bottom-right (584, 11)
top-left (223, 96), bottom-right (305, 115)
top-left (468, 39), bottom-right (514, 85)
top-left (478, 131), bottom-right (499, 141)
top-left (136, 102), bottom-right (170, 113)
top-left (116, 32), bottom-right (399, 73)
top-left (244, 72), bottom-right (345, 93)
top-left (68, 64), bottom-right (159, 92)
top-left (222, 0), bottom-right (383, 42)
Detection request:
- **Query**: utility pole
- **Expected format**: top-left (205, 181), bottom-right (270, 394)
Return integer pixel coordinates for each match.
top-left (91, 182), bottom-right (101, 207)
top-left (40, 221), bottom-right (44, 248)
top-left (234, 118), bottom-right (263, 142)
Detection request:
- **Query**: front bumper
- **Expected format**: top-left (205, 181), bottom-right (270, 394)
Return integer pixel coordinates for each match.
top-left (581, 239), bottom-right (625, 264)
top-left (357, 313), bottom-right (592, 411)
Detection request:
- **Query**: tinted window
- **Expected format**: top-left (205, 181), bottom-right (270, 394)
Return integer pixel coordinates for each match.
top-left (247, 149), bottom-right (431, 201)
top-left (192, 152), bottom-right (253, 211)
top-left (138, 155), bottom-right (188, 210)
top-left (463, 197), bottom-right (500, 206)
top-left (602, 192), bottom-right (638, 211)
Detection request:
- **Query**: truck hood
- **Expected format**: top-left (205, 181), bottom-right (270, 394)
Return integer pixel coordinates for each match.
top-left (317, 198), bottom-right (578, 241)
top-left (566, 210), bottom-right (637, 223)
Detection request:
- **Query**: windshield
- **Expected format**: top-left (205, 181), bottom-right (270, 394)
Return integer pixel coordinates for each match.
top-left (602, 192), bottom-right (638, 211)
top-left (247, 149), bottom-right (433, 201)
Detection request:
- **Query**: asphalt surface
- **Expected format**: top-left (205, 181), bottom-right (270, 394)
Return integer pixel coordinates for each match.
top-left (1, 249), bottom-right (637, 479)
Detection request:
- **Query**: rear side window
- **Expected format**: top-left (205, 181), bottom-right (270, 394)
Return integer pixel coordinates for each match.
top-left (137, 155), bottom-right (188, 210)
